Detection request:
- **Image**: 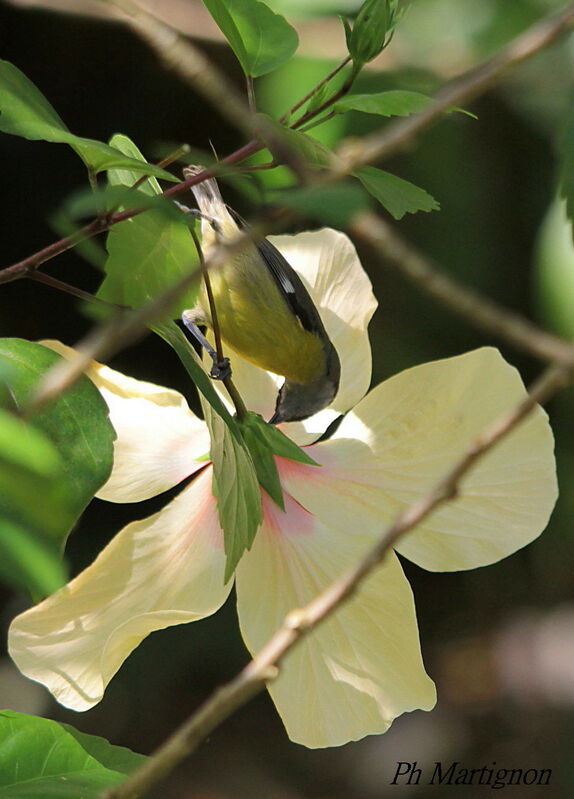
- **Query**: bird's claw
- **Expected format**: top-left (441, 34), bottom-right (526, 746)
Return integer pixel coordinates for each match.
top-left (210, 357), bottom-right (231, 380)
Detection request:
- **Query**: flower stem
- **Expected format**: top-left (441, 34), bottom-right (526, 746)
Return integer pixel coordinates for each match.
top-left (279, 55), bottom-right (352, 124)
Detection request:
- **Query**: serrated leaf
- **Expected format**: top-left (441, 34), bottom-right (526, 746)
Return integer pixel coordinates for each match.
top-left (0, 60), bottom-right (177, 180)
top-left (0, 338), bottom-right (115, 535)
top-left (202, 0), bottom-right (298, 77)
top-left (354, 165), bottom-right (439, 219)
top-left (158, 326), bottom-right (263, 581)
top-left (97, 135), bottom-right (199, 314)
top-left (0, 710), bottom-right (146, 797)
top-left (275, 182), bottom-right (370, 227)
top-left (203, 405), bottom-right (262, 583)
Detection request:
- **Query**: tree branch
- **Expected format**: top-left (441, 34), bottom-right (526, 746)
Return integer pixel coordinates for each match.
top-left (349, 211), bottom-right (574, 366)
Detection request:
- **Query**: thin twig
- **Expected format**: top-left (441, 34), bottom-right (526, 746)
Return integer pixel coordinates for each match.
top-left (27, 272), bottom-right (124, 309)
top-left (102, 360), bottom-right (571, 799)
top-left (278, 55), bottom-right (352, 123)
top-left (290, 76), bottom-right (354, 130)
top-left (349, 211), bottom-right (574, 367)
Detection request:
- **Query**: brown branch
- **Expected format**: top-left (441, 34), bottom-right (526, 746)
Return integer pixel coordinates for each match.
top-left (349, 211), bottom-right (574, 367)
top-left (102, 359), bottom-right (571, 799)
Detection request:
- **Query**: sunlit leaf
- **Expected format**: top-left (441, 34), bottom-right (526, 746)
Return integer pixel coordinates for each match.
top-left (239, 412), bottom-right (284, 509)
top-left (97, 135), bottom-right (199, 314)
top-left (202, 0), bottom-right (298, 77)
top-left (203, 405), bottom-right (262, 583)
top-left (153, 320), bottom-right (262, 580)
top-left (0, 338), bottom-right (115, 528)
top-left (0, 710), bottom-right (146, 798)
top-left (0, 410), bottom-right (69, 597)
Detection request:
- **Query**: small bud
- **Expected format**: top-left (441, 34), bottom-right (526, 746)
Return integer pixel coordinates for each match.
top-left (346, 0), bottom-right (399, 69)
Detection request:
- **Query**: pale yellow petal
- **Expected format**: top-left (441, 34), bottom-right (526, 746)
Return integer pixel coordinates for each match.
top-left (236, 493), bottom-right (436, 748)
top-left (282, 349), bottom-right (557, 572)
top-left (9, 470), bottom-right (229, 710)
top-left (41, 341), bottom-right (210, 502)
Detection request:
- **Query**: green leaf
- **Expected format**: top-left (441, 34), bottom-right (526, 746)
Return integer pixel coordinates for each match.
top-left (0, 338), bottom-right (115, 527)
top-left (335, 89), bottom-right (431, 117)
top-left (254, 416), bottom-right (318, 465)
top-left (0, 410), bottom-right (69, 597)
top-left (239, 413), bottom-right (284, 509)
top-left (154, 323), bottom-right (262, 580)
top-left (202, 0), bottom-right (298, 77)
top-left (334, 90), bottom-right (476, 119)
top-left (0, 710), bottom-right (146, 797)
top-left (256, 114), bottom-right (334, 169)
top-left (238, 412), bottom-right (320, 510)
top-left (0, 339), bottom-right (114, 597)
top-left (97, 135), bottom-right (199, 314)
top-left (0, 60), bottom-right (177, 180)
top-left (354, 165), bottom-right (439, 219)
top-left (203, 406), bottom-right (262, 583)
top-left (275, 182), bottom-right (370, 227)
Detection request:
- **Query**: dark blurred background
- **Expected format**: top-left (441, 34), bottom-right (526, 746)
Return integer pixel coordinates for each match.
top-left (2, 0), bottom-right (574, 796)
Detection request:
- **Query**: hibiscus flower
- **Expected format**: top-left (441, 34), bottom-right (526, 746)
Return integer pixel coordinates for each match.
top-left (8, 229), bottom-right (557, 748)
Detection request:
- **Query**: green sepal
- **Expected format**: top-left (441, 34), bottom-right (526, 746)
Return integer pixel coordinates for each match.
top-left (254, 416), bottom-right (319, 466)
top-left (239, 412), bottom-right (285, 510)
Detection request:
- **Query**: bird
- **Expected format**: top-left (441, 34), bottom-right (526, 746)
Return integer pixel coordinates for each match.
top-left (180, 165), bottom-right (340, 424)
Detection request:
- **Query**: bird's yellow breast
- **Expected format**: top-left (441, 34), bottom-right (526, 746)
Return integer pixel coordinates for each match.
top-left (200, 245), bottom-right (325, 384)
